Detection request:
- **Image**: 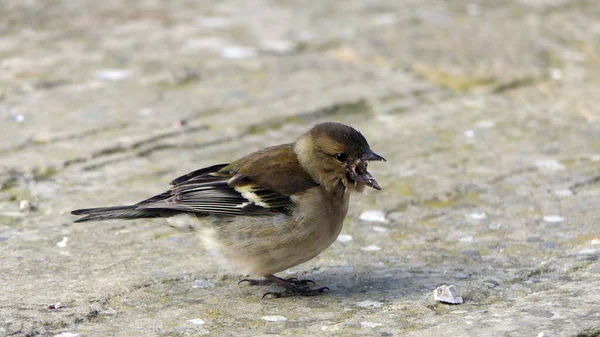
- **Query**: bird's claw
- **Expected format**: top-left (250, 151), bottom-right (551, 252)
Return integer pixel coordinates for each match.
top-left (262, 285), bottom-right (330, 298)
top-left (238, 278), bottom-right (271, 286)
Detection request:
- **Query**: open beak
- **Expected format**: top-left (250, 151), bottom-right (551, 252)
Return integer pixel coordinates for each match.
top-left (349, 149), bottom-right (386, 190)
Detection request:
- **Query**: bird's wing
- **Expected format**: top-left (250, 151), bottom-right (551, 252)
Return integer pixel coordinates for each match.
top-left (136, 164), bottom-right (294, 216)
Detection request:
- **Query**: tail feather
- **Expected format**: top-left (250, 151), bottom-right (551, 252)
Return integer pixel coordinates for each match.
top-left (71, 205), bottom-right (171, 223)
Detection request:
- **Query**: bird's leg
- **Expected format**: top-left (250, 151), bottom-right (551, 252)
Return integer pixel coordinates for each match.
top-left (261, 274), bottom-right (329, 298)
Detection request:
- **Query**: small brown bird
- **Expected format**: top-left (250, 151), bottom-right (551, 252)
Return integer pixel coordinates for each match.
top-left (72, 122), bottom-right (385, 297)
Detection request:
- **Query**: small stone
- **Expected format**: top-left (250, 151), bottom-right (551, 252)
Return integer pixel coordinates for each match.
top-left (337, 234), bottom-right (353, 243)
top-left (96, 69), bottom-right (131, 81)
top-left (467, 212), bottom-right (486, 220)
top-left (433, 285), bottom-right (463, 304)
top-left (488, 222), bottom-right (502, 229)
top-left (459, 236), bottom-right (474, 243)
top-left (591, 238), bottom-right (600, 245)
top-left (57, 236), bottom-right (69, 248)
top-left (356, 300), bottom-right (383, 308)
top-left (360, 321), bottom-right (383, 328)
top-left (19, 200), bottom-right (32, 211)
top-left (48, 302), bottom-right (61, 310)
top-left (553, 189), bottom-right (573, 197)
top-left (221, 46), bottom-right (256, 59)
top-left (54, 333), bottom-right (79, 337)
top-left (463, 130), bottom-right (475, 138)
top-left (188, 318), bottom-right (205, 325)
top-left (13, 114), bottom-right (25, 123)
top-left (372, 226), bottom-right (388, 233)
top-left (543, 215), bottom-right (564, 223)
top-left (359, 210), bottom-right (387, 223)
top-left (361, 244), bottom-right (381, 251)
top-left (261, 315), bottom-right (287, 322)
top-left (535, 159), bottom-right (565, 171)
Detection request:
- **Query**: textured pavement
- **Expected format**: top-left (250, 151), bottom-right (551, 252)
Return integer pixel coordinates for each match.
top-left (1, 0), bottom-right (599, 336)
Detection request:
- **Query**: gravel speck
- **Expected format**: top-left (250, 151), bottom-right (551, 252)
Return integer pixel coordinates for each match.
top-left (261, 315), bottom-right (287, 322)
top-left (356, 300), bottom-right (383, 307)
top-left (360, 210), bottom-right (387, 223)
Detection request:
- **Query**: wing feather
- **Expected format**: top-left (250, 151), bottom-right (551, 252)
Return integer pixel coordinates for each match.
top-left (136, 165), bottom-right (293, 216)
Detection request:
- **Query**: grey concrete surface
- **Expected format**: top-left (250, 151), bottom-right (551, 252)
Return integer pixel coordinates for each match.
top-left (1, 0), bottom-right (599, 336)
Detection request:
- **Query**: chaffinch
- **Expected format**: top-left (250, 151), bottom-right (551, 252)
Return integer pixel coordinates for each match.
top-left (72, 122), bottom-right (385, 297)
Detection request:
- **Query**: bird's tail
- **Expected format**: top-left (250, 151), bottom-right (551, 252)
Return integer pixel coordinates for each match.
top-left (71, 205), bottom-right (172, 223)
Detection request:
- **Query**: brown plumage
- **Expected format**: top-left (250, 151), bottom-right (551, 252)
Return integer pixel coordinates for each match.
top-left (72, 122), bottom-right (385, 297)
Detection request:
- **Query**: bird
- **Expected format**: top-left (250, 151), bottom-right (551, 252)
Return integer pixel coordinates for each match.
top-left (72, 122), bottom-right (386, 297)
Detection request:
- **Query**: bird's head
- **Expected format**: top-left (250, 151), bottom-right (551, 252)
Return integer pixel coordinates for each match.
top-left (294, 122), bottom-right (386, 193)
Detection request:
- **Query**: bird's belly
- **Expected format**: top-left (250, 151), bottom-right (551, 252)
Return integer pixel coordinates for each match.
top-left (202, 212), bottom-right (345, 276)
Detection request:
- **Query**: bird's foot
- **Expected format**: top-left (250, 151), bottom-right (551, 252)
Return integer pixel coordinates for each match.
top-left (262, 283), bottom-right (329, 298)
top-left (240, 274), bottom-right (328, 298)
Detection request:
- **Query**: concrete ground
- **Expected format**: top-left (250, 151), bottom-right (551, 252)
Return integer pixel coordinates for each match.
top-left (1, 0), bottom-right (599, 336)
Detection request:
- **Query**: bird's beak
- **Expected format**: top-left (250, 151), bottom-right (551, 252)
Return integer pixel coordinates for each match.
top-left (349, 149), bottom-right (386, 190)
top-left (362, 149), bottom-right (386, 162)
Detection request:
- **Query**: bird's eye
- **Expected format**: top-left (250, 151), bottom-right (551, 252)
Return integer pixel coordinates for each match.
top-left (335, 153), bottom-right (348, 162)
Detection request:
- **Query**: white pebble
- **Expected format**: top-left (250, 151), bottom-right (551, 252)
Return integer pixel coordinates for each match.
top-left (14, 114), bottom-right (25, 123)
top-left (433, 285), bottom-right (463, 304)
top-left (361, 244), bottom-right (381, 251)
top-left (463, 130), bottom-right (475, 138)
top-left (535, 159), bottom-right (565, 171)
top-left (19, 200), bottom-right (31, 211)
top-left (188, 318), bottom-right (205, 325)
top-left (591, 238), bottom-right (600, 245)
top-left (553, 189), bottom-right (573, 197)
top-left (467, 212), bottom-right (487, 220)
top-left (261, 315), bottom-right (287, 322)
top-left (54, 333), bottom-right (79, 337)
top-left (221, 46), bottom-right (256, 59)
top-left (459, 236), bottom-right (474, 243)
top-left (372, 226), bottom-right (388, 233)
top-left (543, 215), bottom-right (564, 223)
top-left (360, 321), bottom-right (383, 328)
top-left (336, 234), bottom-right (353, 243)
top-left (56, 236), bottom-right (69, 248)
top-left (356, 300), bottom-right (383, 308)
top-left (359, 210), bottom-right (387, 223)
top-left (96, 69), bottom-right (131, 81)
